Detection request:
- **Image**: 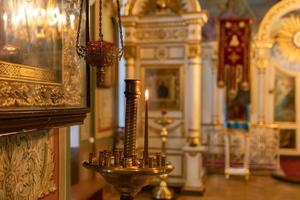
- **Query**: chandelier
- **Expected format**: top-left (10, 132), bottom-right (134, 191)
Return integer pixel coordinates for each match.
top-left (76, 0), bottom-right (124, 87)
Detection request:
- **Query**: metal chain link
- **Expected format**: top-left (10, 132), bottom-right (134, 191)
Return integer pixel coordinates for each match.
top-left (116, 0), bottom-right (124, 57)
top-left (99, 0), bottom-right (103, 41)
top-left (76, 0), bottom-right (85, 56)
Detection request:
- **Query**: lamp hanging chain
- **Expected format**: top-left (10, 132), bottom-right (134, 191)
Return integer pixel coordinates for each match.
top-left (76, 0), bottom-right (85, 57)
top-left (116, 0), bottom-right (124, 57)
top-left (99, 0), bottom-right (103, 41)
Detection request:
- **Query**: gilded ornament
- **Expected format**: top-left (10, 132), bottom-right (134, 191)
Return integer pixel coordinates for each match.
top-left (257, 0), bottom-right (300, 41)
top-left (155, 47), bottom-right (168, 59)
top-left (136, 28), bottom-right (187, 41)
top-left (188, 44), bottom-right (201, 58)
top-left (141, 0), bottom-right (185, 16)
top-left (124, 45), bottom-right (137, 59)
top-left (275, 15), bottom-right (300, 63)
top-left (0, 130), bottom-right (56, 199)
top-left (0, 62), bottom-right (56, 82)
top-left (256, 57), bottom-right (268, 70)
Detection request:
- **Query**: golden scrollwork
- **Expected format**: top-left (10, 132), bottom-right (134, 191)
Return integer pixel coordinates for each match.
top-left (136, 28), bottom-right (187, 41)
top-left (0, 130), bottom-right (56, 199)
top-left (275, 15), bottom-right (300, 63)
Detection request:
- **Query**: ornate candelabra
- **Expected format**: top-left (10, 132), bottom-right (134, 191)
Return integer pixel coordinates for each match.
top-left (83, 80), bottom-right (174, 200)
top-left (152, 111), bottom-right (174, 200)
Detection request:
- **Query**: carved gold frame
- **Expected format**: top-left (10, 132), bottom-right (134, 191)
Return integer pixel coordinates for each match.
top-left (0, 17), bottom-right (84, 108)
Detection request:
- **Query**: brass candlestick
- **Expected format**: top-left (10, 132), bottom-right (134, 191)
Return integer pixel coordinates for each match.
top-left (83, 80), bottom-right (174, 200)
top-left (152, 111), bottom-right (174, 200)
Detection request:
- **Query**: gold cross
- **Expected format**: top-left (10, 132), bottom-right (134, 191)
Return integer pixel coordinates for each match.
top-left (228, 52), bottom-right (239, 63)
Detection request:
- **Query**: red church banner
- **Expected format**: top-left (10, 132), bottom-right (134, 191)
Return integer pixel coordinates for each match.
top-left (218, 18), bottom-right (251, 98)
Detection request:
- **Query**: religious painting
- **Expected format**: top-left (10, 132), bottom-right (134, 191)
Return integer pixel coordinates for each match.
top-left (143, 66), bottom-right (181, 110)
top-left (0, 0), bottom-right (87, 108)
top-left (0, 0), bottom-right (69, 83)
top-left (280, 129), bottom-right (296, 149)
top-left (274, 70), bottom-right (296, 122)
top-left (226, 86), bottom-right (250, 122)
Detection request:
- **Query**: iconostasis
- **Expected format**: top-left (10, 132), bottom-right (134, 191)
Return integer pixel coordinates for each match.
top-left (201, 0), bottom-right (300, 173)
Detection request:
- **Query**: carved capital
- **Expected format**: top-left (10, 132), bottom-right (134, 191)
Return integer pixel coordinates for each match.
top-left (124, 45), bottom-right (137, 60)
top-left (256, 57), bottom-right (268, 71)
top-left (188, 43), bottom-right (201, 59)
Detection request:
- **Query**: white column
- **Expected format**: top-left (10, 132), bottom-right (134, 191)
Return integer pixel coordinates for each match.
top-left (125, 57), bottom-right (135, 79)
top-left (211, 61), bottom-right (218, 124)
top-left (256, 52), bottom-right (268, 124)
top-left (187, 55), bottom-right (201, 142)
top-left (124, 46), bottom-right (136, 79)
top-left (183, 44), bottom-right (206, 193)
top-left (254, 44), bottom-right (271, 124)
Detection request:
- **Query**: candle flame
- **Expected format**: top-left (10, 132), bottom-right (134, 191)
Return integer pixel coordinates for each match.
top-left (145, 89), bottom-right (149, 100)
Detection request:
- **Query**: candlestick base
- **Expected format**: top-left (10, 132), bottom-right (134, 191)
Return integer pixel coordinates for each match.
top-left (152, 174), bottom-right (174, 199)
top-left (82, 161), bottom-right (174, 199)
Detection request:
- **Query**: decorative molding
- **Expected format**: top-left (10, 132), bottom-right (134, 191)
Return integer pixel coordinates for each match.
top-left (275, 15), bottom-right (300, 63)
top-left (135, 28), bottom-right (187, 42)
top-left (125, 0), bottom-right (201, 16)
top-left (140, 0), bottom-right (186, 16)
top-left (0, 61), bottom-right (56, 82)
top-left (0, 130), bottom-right (56, 199)
top-left (0, 108), bottom-right (89, 134)
top-left (257, 0), bottom-right (300, 41)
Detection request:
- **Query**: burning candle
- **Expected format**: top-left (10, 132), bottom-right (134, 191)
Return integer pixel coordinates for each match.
top-left (70, 14), bottom-right (75, 30)
top-left (144, 89), bottom-right (149, 165)
top-left (2, 13), bottom-right (7, 32)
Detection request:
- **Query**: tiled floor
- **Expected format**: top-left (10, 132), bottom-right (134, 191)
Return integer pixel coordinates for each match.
top-left (105, 175), bottom-right (300, 200)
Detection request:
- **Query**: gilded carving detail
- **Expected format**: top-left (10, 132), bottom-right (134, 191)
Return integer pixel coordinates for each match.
top-left (136, 28), bottom-right (187, 41)
top-left (0, 62), bottom-right (56, 82)
top-left (256, 57), bottom-right (268, 71)
top-left (275, 15), bottom-right (300, 63)
top-left (140, 0), bottom-right (186, 16)
top-left (124, 45), bottom-right (137, 59)
top-left (188, 44), bottom-right (201, 58)
top-left (257, 0), bottom-right (300, 41)
top-left (0, 130), bottom-right (56, 199)
top-left (155, 47), bottom-right (168, 59)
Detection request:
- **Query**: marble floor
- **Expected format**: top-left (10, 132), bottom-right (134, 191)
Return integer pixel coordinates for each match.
top-left (104, 175), bottom-right (300, 200)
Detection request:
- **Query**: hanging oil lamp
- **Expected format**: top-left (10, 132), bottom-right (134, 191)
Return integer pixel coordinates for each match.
top-left (76, 0), bottom-right (124, 87)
